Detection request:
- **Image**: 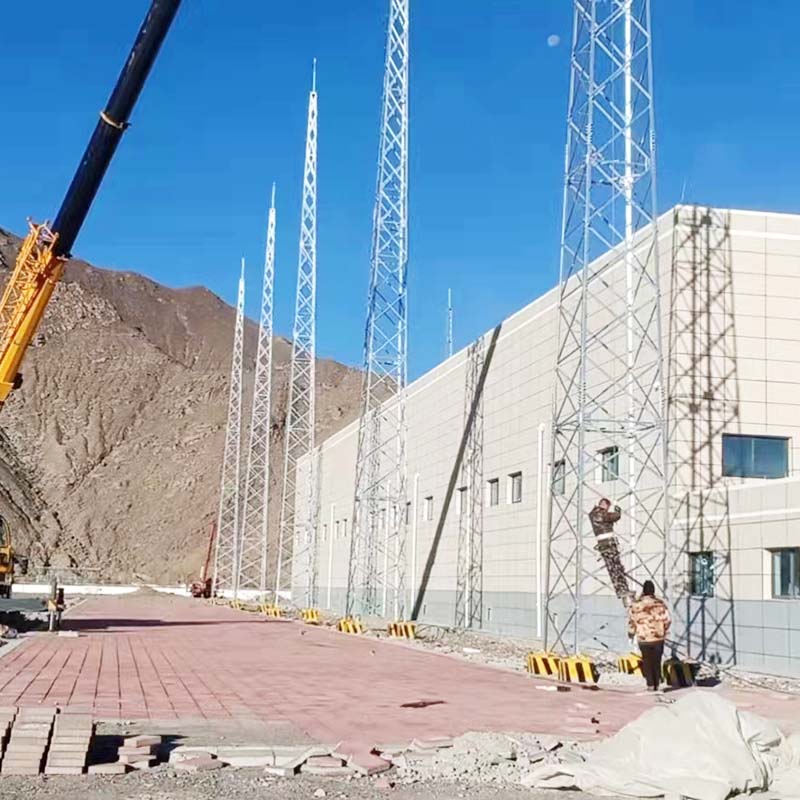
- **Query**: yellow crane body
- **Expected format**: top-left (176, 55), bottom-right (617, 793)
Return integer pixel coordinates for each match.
top-left (0, 223), bottom-right (63, 404)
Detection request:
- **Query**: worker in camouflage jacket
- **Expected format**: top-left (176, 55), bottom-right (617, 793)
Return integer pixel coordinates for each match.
top-left (588, 498), bottom-right (632, 602)
top-left (628, 580), bottom-right (672, 692)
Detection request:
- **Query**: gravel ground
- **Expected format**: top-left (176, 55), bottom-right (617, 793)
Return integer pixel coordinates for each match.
top-left (0, 768), bottom-right (603, 800)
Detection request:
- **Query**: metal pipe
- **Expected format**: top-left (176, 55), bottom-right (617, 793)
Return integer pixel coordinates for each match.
top-left (52, 0), bottom-right (182, 257)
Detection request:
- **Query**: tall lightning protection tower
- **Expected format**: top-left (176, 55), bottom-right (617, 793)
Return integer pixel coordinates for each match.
top-left (347, 0), bottom-right (410, 619)
top-left (213, 260), bottom-right (246, 596)
top-left (234, 185), bottom-right (277, 600)
top-left (545, 0), bottom-right (668, 654)
top-left (275, 63), bottom-right (318, 602)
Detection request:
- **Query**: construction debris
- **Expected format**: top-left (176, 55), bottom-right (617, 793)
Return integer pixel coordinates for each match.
top-left (372, 732), bottom-right (590, 785)
top-left (527, 693), bottom-right (800, 800)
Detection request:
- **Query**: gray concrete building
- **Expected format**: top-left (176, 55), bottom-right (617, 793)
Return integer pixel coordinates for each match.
top-left (296, 204), bottom-right (800, 676)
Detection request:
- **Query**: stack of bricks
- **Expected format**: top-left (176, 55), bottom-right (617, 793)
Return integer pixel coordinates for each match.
top-left (0, 707), bottom-right (16, 760)
top-left (1, 707), bottom-right (55, 775)
top-left (116, 735), bottom-right (161, 769)
top-left (44, 714), bottom-right (94, 775)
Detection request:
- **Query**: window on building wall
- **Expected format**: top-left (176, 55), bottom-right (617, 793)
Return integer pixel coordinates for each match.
top-left (553, 460), bottom-right (566, 496)
top-left (405, 502), bottom-right (412, 525)
top-left (689, 551), bottom-right (715, 597)
top-left (456, 486), bottom-right (467, 516)
top-left (723, 434), bottom-right (789, 479)
top-left (342, 518), bottom-right (348, 538)
top-left (509, 472), bottom-right (523, 504)
top-left (488, 478), bottom-right (499, 507)
top-left (321, 524), bottom-right (328, 543)
top-left (772, 548), bottom-right (800, 598)
top-left (334, 520), bottom-right (340, 539)
top-left (598, 447), bottom-right (619, 482)
top-left (423, 496), bottom-right (434, 521)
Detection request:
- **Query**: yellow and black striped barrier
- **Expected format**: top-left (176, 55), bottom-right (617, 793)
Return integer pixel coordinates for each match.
top-left (387, 621), bottom-right (416, 639)
top-left (617, 652), bottom-right (643, 676)
top-left (301, 608), bottom-right (321, 624)
top-left (261, 604), bottom-right (283, 618)
top-left (337, 617), bottom-right (364, 635)
top-left (557, 655), bottom-right (598, 684)
top-left (662, 658), bottom-right (698, 688)
top-left (525, 652), bottom-right (561, 677)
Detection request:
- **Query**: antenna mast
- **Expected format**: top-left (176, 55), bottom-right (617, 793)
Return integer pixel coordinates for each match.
top-left (213, 260), bottom-right (246, 596)
top-left (347, 0), bottom-right (410, 618)
top-left (235, 187), bottom-right (277, 599)
top-left (276, 64), bottom-right (318, 602)
top-left (446, 288), bottom-right (454, 358)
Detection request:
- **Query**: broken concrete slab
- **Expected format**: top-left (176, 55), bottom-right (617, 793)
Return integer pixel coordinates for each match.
top-left (174, 756), bottom-right (224, 773)
top-left (305, 755), bottom-right (346, 768)
top-left (300, 764), bottom-right (356, 777)
top-left (347, 753), bottom-right (392, 776)
top-left (169, 747), bottom-right (218, 763)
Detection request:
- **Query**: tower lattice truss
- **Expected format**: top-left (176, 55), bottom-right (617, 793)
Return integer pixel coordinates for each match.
top-left (235, 187), bottom-right (277, 599)
top-left (455, 336), bottom-right (485, 629)
top-left (213, 263), bottom-right (245, 595)
top-left (545, 0), bottom-right (669, 654)
top-left (347, 0), bottom-right (410, 620)
top-left (276, 72), bottom-right (318, 603)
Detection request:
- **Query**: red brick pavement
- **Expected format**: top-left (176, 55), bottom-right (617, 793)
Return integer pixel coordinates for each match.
top-left (0, 593), bottom-right (796, 758)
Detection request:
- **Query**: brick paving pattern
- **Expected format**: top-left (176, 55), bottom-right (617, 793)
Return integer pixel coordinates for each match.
top-left (0, 593), bottom-right (795, 758)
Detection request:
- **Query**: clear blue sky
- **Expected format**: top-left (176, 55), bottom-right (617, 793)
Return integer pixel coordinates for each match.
top-left (1, 1), bottom-right (798, 378)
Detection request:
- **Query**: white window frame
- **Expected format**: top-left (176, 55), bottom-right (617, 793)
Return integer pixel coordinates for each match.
top-left (508, 471), bottom-right (522, 504)
top-left (487, 478), bottom-right (499, 507)
top-left (423, 496), bottom-right (434, 522)
top-left (597, 446), bottom-right (619, 483)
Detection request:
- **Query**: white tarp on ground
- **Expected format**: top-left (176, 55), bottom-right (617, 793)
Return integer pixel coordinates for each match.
top-left (525, 693), bottom-right (800, 800)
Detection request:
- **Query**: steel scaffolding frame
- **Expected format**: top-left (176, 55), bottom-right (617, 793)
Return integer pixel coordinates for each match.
top-left (347, 0), bottom-right (410, 619)
top-left (275, 66), bottom-right (318, 600)
top-left (545, 0), bottom-right (669, 654)
top-left (234, 186), bottom-right (277, 599)
top-left (213, 261), bottom-right (246, 595)
top-left (455, 336), bottom-right (485, 629)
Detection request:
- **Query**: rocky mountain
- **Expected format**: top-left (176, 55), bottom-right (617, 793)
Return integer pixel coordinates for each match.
top-left (0, 227), bottom-right (362, 584)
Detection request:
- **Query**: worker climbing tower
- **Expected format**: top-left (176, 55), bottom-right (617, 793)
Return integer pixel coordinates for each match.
top-left (213, 261), bottom-right (246, 596)
top-left (275, 64), bottom-right (318, 602)
top-left (545, 0), bottom-right (669, 653)
top-left (347, 0), bottom-right (410, 619)
top-left (454, 336), bottom-right (486, 629)
top-left (234, 186), bottom-right (277, 600)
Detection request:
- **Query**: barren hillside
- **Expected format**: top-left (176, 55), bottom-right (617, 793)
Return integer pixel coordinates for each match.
top-left (0, 227), bottom-right (362, 583)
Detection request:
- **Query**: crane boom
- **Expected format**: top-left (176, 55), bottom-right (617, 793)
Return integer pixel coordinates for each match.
top-left (0, 0), bottom-right (182, 405)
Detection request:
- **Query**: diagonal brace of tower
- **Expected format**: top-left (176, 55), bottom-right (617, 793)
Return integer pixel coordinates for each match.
top-left (275, 65), bottom-right (318, 602)
top-left (235, 186), bottom-right (277, 600)
top-left (213, 260), bottom-right (246, 596)
top-left (347, 0), bottom-right (410, 620)
top-left (545, 0), bottom-right (669, 655)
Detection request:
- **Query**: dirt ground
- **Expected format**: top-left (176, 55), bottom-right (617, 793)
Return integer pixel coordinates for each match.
top-left (0, 769), bottom-right (599, 800)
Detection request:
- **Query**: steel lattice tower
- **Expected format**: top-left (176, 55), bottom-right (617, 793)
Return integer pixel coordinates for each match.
top-left (213, 260), bottom-right (246, 595)
top-left (455, 336), bottom-right (485, 629)
top-left (347, 0), bottom-right (410, 619)
top-left (545, 0), bottom-right (668, 654)
top-left (234, 186), bottom-right (277, 600)
top-left (275, 65), bottom-right (318, 600)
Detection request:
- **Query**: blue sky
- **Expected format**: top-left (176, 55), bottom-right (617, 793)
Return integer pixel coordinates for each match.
top-left (1, 1), bottom-right (799, 378)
